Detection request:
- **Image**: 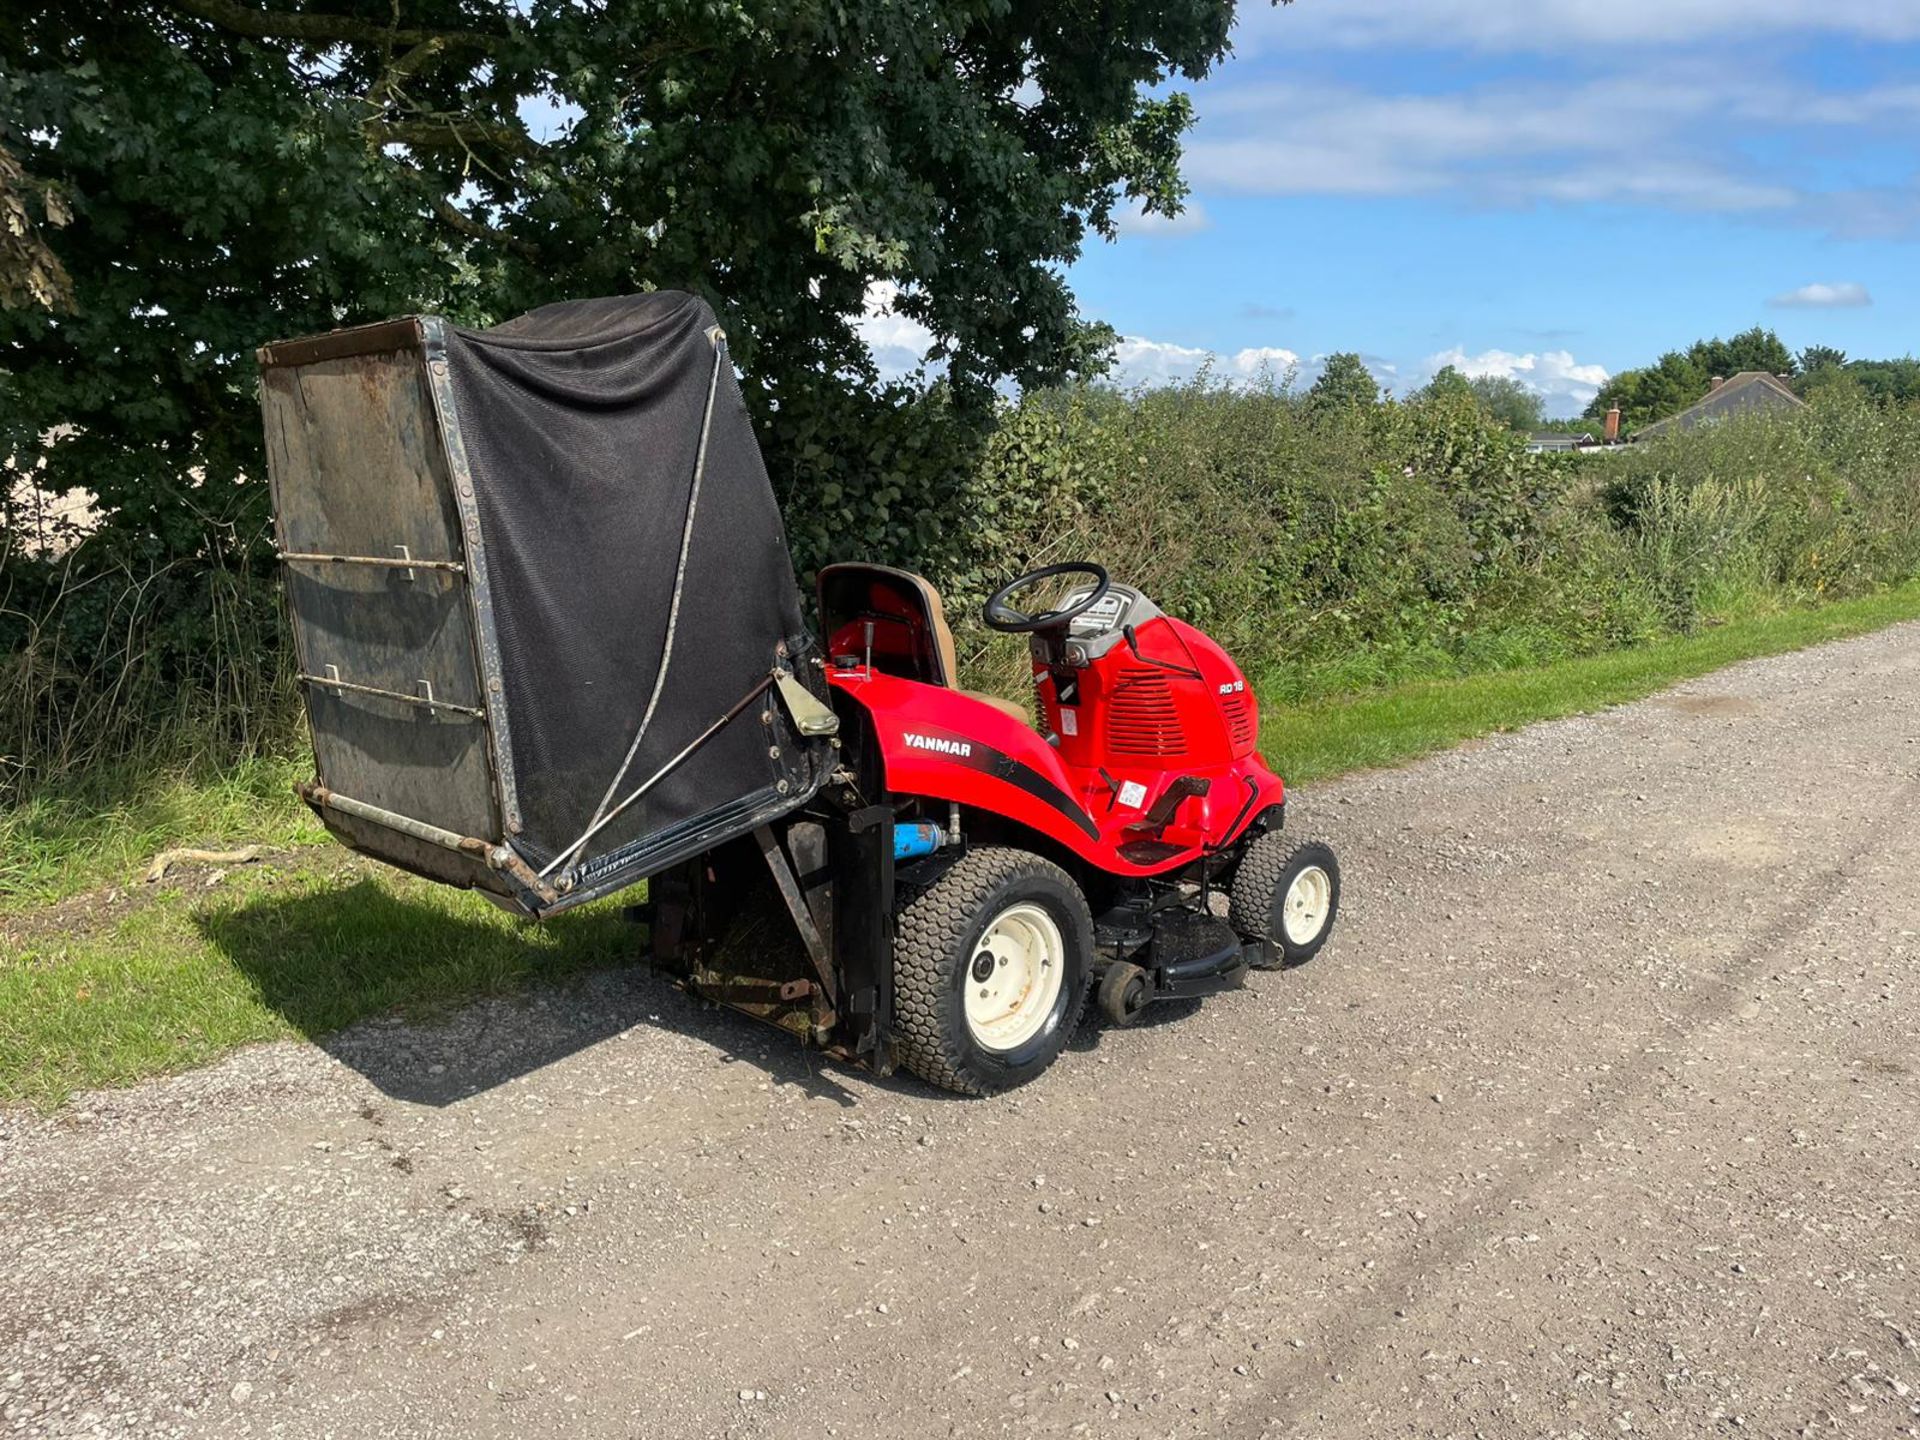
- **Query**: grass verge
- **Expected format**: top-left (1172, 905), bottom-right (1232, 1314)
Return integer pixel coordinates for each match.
top-left (5, 583), bottom-right (1919, 1109)
top-left (0, 854), bottom-right (632, 1110)
top-left (1261, 582), bottom-right (1920, 785)
top-left (0, 754), bottom-right (313, 912)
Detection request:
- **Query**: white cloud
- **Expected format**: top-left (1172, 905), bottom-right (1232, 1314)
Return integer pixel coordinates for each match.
top-left (855, 281), bottom-right (938, 376)
top-left (1113, 200), bottom-right (1212, 236)
top-left (1109, 336), bottom-right (1301, 388)
top-left (1530, 159), bottom-right (1799, 214)
top-left (1235, 0), bottom-right (1920, 56)
top-left (1421, 346), bottom-right (1612, 417)
top-left (1186, 70), bottom-right (1811, 215)
top-left (1769, 281), bottom-right (1873, 308)
top-left (1109, 336), bottom-right (1211, 385)
top-left (856, 289), bottom-right (1300, 391)
top-left (1232, 345), bottom-right (1303, 375)
top-left (1180, 59), bottom-right (1920, 232)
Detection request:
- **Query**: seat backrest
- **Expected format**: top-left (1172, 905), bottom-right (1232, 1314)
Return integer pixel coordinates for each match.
top-left (817, 563), bottom-right (959, 687)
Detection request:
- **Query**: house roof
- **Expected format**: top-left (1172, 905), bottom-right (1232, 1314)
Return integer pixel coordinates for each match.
top-left (1636, 371), bottom-right (1805, 440)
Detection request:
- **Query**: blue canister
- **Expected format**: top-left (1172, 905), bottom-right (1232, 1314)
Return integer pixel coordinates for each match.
top-left (893, 819), bottom-right (945, 862)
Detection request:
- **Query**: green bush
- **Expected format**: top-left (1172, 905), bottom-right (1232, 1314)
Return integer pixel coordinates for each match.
top-left (0, 520), bottom-right (296, 802)
top-left (943, 381), bottom-right (1590, 696)
top-left (1597, 386), bottom-right (1920, 626)
top-left (936, 379), bottom-right (1920, 700)
top-left (6, 376), bottom-right (1919, 808)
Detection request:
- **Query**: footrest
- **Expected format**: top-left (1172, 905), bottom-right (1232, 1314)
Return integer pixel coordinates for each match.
top-left (1142, 774), bottom-right (1212, 828)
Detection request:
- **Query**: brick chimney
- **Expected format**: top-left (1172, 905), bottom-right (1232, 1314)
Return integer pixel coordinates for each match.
top-left (1709, 376), bottom-right (1726, 391)
top-left (1604, 405), bottom-right (1621, 443)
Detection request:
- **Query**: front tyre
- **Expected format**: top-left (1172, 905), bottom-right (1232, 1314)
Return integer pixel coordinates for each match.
top-left (893, 847), bottom-right (1092, 1094)
top-left (1228, 835), bottom-right (1341, 970)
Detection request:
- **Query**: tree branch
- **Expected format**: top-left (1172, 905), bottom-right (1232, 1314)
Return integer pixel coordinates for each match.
top-left (426, 191), bottom-right (538, 257)
top-left (364, 116), bottom-right (539, 158)
top-left (381, 34), bottom-right (458, 88)
top-left (164, 0), bottom-right (501, 53)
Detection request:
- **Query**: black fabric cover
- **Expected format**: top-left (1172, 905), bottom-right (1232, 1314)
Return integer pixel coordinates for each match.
top-left (443, 292), bottom-right (811, 871)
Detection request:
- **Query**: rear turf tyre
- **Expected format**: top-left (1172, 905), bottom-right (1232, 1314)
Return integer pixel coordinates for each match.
top-left (1228, 834), bottom-right (1340, 970)
top-left (893, 847), bottom-right (1092, 1094)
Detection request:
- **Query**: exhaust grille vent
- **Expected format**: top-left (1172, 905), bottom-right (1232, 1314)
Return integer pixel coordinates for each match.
top-left (1107, 667), bottom-right (1186, 757)
top-left (1221, 690), bottom-right (1255, 749)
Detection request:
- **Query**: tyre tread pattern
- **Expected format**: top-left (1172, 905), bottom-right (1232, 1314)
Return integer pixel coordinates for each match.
top-left (893, 846), bottom-right (1089, 1095)
top-left (1228, 832), bottom-right (1337, 965)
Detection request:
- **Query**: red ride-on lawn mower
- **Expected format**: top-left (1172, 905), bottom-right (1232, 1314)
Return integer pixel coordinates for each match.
top-left (812, 561), bottom-right (1340, 1091)
top-left (258, 291), bottom-right (1340, 1094)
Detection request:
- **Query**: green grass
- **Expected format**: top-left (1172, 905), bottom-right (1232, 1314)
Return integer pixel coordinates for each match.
top-left (0, 753), bottom-right (315, 912)
top-left (1262, 581), bottom-right (1920, 784)
top-left (0, 855), bottom-right (633, 1109)
top-left (4, 582), bottom-right (1920, 1110)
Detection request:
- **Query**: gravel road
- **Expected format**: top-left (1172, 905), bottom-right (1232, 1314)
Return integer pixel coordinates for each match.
top-left (5, 625), bottom-right (1919, 1439)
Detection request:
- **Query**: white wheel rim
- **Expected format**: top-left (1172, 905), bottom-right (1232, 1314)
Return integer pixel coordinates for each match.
top-left (1282, 865), bottom-right (1331, 946)
top-left (964, 902), bottom-right (1066, 1052)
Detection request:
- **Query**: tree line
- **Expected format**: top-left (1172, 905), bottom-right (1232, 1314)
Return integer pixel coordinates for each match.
top-left (1301, 352), bottom-right (1553, 433)
top-left (1307, 328), bottom-right (1920, 441)
top-left (1584, 328), bottom-right (1920, 432)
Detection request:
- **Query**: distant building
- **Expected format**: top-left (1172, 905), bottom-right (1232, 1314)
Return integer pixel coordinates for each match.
top-left (1635, 372), bottom-right (1806, 441)
top-left (1526, 431), bottom-right (1596, 454)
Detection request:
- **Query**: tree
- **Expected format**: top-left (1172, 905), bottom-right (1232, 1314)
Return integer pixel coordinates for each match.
top-left (1307, 353), bottom-right (1379, 412)
top-left (1842, 357), bottom-right (1920, 407)
top-left (1412, 365), bottom-right (1544, 430)
top-left (1693, 326), bottom-right (1794, 381)
top-left (1412, 364), bottom-right (1542, 428)
top-left (2, 0), bottom-right (1263, 558)
top-left (1584, 327), bottom-right (1794, 430)
top-left (0, 142), bottom-right (70, 311)
top-left (1466, 374), bottom-right (1544, 431)
top-left (1414, 364), bottom-right (1474, 405)
top-left (1797, 345), bottom-right (1848, 376)
top-left (1584, 356), bottom-right (1703, 430)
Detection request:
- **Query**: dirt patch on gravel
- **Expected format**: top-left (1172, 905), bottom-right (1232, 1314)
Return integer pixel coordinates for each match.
top-left (1659, 692), bottom-right (1764, 717)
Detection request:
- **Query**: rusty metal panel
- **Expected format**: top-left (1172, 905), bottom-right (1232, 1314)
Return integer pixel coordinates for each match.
top-left (264, 345), bottom-right (464, 562)
top-left (311, 804), bottom-right (514, 901)
top-left (261, 340), bottom-right (502, 848)
top-left (418, 319), bottom-right (524, 841)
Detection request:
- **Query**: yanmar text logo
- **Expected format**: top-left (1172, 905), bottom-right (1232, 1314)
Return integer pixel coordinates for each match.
top-left (904, 732), bottom-right (973, 758)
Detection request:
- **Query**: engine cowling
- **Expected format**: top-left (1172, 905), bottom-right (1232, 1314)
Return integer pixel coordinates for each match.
top-left (1036, 612), bottom-right (1258, 774)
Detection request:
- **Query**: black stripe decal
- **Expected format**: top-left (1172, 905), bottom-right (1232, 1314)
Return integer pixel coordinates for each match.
top-left (902, 728), bottom-right (1100, 840)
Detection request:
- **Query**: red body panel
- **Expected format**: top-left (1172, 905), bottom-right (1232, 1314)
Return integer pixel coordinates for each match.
top-left (826, 612), bottom-right (1285, 876)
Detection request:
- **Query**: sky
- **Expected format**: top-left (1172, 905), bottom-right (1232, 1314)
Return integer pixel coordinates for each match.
top-left (861, 0), bottom-right (1920, 417)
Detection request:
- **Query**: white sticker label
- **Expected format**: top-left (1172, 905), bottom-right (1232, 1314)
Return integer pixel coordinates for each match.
top-left (1117, 780), bottom-right (1148, 809)
top-left (1059, 708), bottom-right (1078, 736)
top-left (903, 732), bottom-right (973, 758)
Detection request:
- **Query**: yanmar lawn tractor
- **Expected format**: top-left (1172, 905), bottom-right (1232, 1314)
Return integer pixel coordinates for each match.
top-left (258, 291), bottom-right (1340, 1094)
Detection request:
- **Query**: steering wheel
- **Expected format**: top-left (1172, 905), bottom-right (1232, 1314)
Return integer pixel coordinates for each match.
top-left (982, 562), bottom-right (1111, 634)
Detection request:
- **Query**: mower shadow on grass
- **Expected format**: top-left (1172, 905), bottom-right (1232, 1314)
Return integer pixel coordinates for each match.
top-left (195, 879), bottom-right (961, 1108)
